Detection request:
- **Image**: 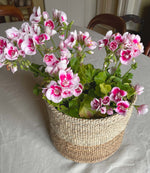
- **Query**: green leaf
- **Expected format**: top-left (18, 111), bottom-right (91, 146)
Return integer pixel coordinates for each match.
top-left (123, 72), bottom-right (133, 79)
top-left (78, 64), bottom-right (100, 85)
top-left (120, 83), bottom-right (131, 91)
top-left (127, 87), bottom-right (135, 100)
top-left (131, 62), bottom-right (137, 70)
top-left (31, 63), bottom-right (41, 69)
top-left (114, 67), bottom-right (121, 77)
top-left (100, 83), bottom-right (111, 95)
top-left (79, 96), bottom-right (96, 118)
top-left (68, 21), bottom-right (74, 30)
top-left (122, 73), bottom-right (133, 83)
top-left (69, 57), bottom-right (80, 73)
top-left (67, 98), bottom-right (80, 118)
top-left (94, 85), bottom-right (102, 97)
top-left (94, 71), bottom-right (107, 84)
top-left (113, 76), bottom-right (122, 84)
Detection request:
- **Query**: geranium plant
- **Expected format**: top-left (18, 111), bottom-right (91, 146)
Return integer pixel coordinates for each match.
top-left (0, 7), bottom-right (148, 118)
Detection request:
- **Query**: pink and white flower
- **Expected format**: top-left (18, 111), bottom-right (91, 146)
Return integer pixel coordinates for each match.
top-left (109, 40), bottom-right (118, 51)
top-left (115, 101), bottom-right (130, 115)
top-left (59, 34), bottom-right (65, 40)
top-left (78, 31), bottom-right (97, 50)
top-left (62, 89), bottom-right (73, 98)
top-left (42, 11), bottom-right (49, 20)
top-left (6, 27), bottom-right (20, 40)
top-left (21, 22), bottom-right (31, 34)
top-left (107, 108), bottom-right (113, 115)
top-left (110, 87), bottom-right (127, 103)
top-left (59, 69), bottom-right (75, 88)
top-left (17, 37), bottom-right (24, 49)
top-left (52, 9), bottom-right (68, 25)
top-left (106, 30), bottom-right (113, 39)
top-left (97, 31), bottom-right (112, 49)
top-left (52, 9), bottom-right (59, 18)
top-left (4, 43), bottom-right (19, 60)
top-left (134, 84), bottom-right (144, 95)
top-left (45, 59), bottom-right (67, 75)
top-left (58, 11), bottom-right (68, 25)
top-left (33, 33), bottom-right (50, 45)
top-left (114, 33), bottom-right (123, 43)
top-left (100, 107), bottom-right (107, 114)
top-left (120, 49), bottom-right (132, 65)
top-left (0, 36), bottom-right (8, 48)
top-left (73, 83), bottom-right (83, 97)
top-left (43, 53), bottom-right (58, 66)
top-left (136, 104), bottom-right (148, 115)
top-left (60, 47), bottom-right (71, 60)
top-left (0, 37), bottom-right (8, 60)
top-left (91, 98), bottom-right (102, 110)
top-left (21, 36), bottom-right (36, 55)
top-left (30, 6), bottom-right (42, 24)
top-left (31, 24), bottom-right (41, 35)
top-left (45, 27), bottom-right (57, 37)
top-left (85, 38), bottom-right (97, 50)
top-left (45, 81), bottom-right (62, 103)
top-left (10, 65), bottom-right (18, 73)
top-left (102, 96), bottom-right (110, 105)
top-left (64, 30), bottom-right (77, 48)
top-left (98, 39), bottom-right (105, 49)
top-left (44, 19), bottom-right (56, 36)
top-left (19, 50), bottom-right (25, 57)
top-left (132, 44), bottom-right (144, 57)
top-left (44, 19), bottom-right (55, 30)
top-left (59, 40), bottom-right (66, 49)
top-left (77, 31), bottom-right (89, 42)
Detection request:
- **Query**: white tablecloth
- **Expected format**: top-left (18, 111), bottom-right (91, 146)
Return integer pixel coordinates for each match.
top-left (0, 22), bottom-right (150, 173)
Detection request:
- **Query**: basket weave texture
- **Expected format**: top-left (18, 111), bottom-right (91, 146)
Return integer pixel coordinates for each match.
top-left (46, 100), bottom-right (135, 163)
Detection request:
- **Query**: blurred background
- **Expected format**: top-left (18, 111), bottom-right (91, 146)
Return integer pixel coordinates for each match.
top-left (0, 0), bottom-right (150, 49)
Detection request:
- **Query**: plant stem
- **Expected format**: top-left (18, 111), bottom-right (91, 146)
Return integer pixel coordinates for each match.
top-left (50, 38), bottom-right (60, 57)
top-left (50, 38), bottom-right (56, 49)
top-left (122, 67), bottom-right (132, 78)
top-left (65, 28), bottom-right (69, 39)
top-left (37, 46), bottom-right (44, 57)
top-left (29, 64), bottom-right (48, 78)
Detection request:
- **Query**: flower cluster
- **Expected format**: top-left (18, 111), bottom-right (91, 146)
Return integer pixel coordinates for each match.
top-left (98, 31), bottom-right (144, 66)
top-left (42, 69), bottom-right (83, 103)
top-left (91, 87), bottom-right (130, 115)
top-left (0, 7), bottom-right (148, 118)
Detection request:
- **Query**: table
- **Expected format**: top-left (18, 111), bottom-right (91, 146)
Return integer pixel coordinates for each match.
top-left (0, 22), bottom-right (150, 173)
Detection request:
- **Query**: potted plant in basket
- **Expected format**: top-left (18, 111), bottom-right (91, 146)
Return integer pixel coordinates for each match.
top-left (0, 7), bottom-right (148, 163)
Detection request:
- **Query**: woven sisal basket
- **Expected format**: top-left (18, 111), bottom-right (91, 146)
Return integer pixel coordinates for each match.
top-left (46, 98), bottom-right (135, 163)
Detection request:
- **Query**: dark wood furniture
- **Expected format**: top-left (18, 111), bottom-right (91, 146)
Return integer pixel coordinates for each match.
top-left (0, 5), bottom-right (24, 22)
top-left (144, 42), bottom-right (150, 57)
top-left (7, 0), bottom-right (33, 21)
top-left (87, 13), bottom-right (126, 35)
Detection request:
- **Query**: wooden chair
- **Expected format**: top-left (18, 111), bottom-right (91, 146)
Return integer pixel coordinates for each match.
top-left (87, 13), bottom-right (126, 35)
top-left (0, 5), bottom-right (24, 23)
top-left (144, 42), bottom-right (150, 57)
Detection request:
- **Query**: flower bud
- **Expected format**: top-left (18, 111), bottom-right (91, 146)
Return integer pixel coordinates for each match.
top-left (136, 104), bottom-right (148, 115)
top-left (134, 84), bottom-right (144, 95)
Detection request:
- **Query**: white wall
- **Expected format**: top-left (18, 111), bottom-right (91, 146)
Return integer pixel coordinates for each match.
top-left (44, 0), bottom-right (97, 27)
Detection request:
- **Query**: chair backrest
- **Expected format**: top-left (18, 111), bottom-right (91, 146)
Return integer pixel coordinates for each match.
top-left (0, 5), bottom-right (24, 22)
top-left (120, 14), bottom-right (144, 35)
top-left (87, 13), bottom-right (126, 35)
top-left (144, 42), bottom-right (150, 57)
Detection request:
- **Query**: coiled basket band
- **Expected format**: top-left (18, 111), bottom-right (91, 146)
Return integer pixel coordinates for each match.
top-left (46, 100), bottom-right (135, 163)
